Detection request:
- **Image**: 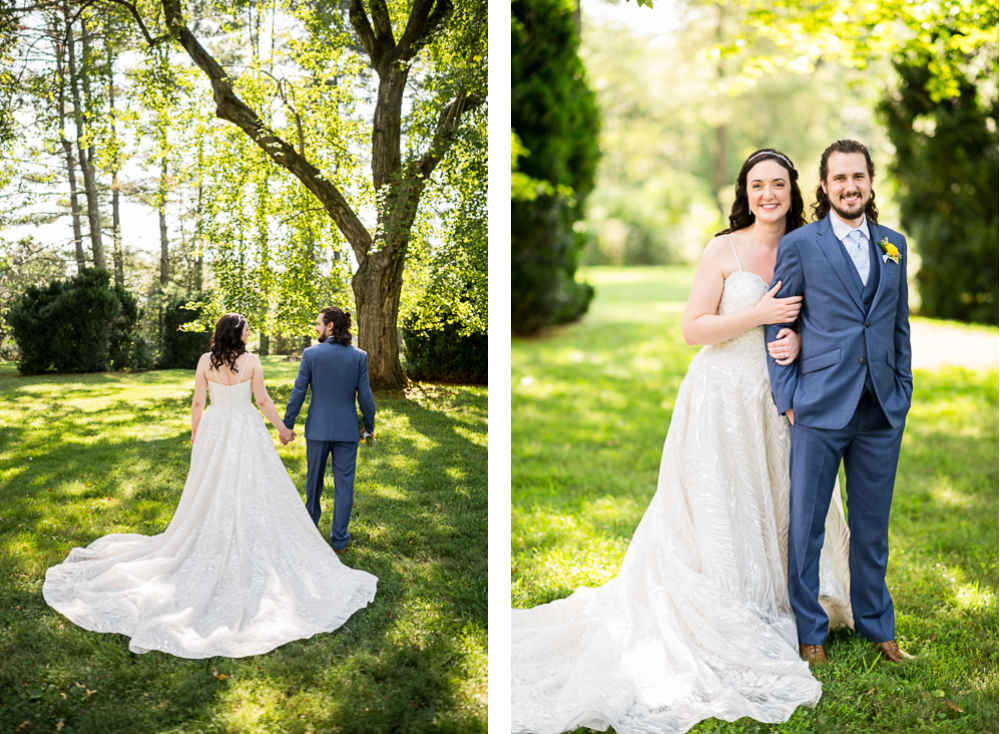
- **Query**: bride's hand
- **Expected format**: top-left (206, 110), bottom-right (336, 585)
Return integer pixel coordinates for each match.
top-left (278, 425), bottom-right (294, 444)
top-left (767, 328), bottom-right (801, 366)
top-left (754, 282), bottom-right (802, 326)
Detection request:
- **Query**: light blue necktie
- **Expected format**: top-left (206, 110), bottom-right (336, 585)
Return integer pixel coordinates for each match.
top-left (847, 229), bottom-right (869, 286)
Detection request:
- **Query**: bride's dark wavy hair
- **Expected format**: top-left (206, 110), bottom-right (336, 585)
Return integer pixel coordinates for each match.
top-left (209, 313), bottom-right (248, 372)
top-left (319, 306), bottom-right (352, 346)
top-left (716, 148), bottom-right (806, 236)
top-left (811, 139), bottom-right (879, 224)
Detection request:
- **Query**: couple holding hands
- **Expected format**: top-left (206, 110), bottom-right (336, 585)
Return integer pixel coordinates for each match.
top-left (43, 306), bottom-right (378, 658)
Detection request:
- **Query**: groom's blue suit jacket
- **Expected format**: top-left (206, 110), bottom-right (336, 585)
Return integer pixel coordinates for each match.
top-left (283, 341), bottom-right (376, 441)
top-left (765, 214), bottom-right (912, 430)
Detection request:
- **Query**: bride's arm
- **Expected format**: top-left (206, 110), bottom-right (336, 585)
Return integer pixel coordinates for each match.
top-left (191, 354), bottom-right (209, 443)
top-left (681, 238), bottom-right (802, 346)
top-left (249, 355), bottom-right (295, 441)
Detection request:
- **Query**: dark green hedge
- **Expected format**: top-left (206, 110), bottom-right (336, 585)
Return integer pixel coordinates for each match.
top-left (402, 314), bottom-right (486, 385)
top-left (5, 268), bottom-right (151, 374)
top-left (511, 0), bottom-right (600, 335)
top-left (879, 56), bottom-right (998, 324)
top-left (158, 295), bottom-right (211, 370)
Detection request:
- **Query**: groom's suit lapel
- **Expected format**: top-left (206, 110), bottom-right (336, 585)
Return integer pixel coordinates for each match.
top-left (867, 220), bottom-right (890, 313)
top-left (813, 215), bottom-right (865, 314)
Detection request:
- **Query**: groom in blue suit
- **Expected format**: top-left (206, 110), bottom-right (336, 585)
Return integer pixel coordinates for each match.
top-left (283, 307), bottom-right (376, 552)
top-left (766, 140), bottom-right (913, 665)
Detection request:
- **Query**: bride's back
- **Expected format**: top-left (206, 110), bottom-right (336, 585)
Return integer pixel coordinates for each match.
top-left (204, 351), bottom-right (253, 386)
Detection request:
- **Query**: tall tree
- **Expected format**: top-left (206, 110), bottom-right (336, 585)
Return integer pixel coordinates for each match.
top-left (109, 0), bottom-right (485, 389)
top-left (63, 2), bottom-right (106, 268)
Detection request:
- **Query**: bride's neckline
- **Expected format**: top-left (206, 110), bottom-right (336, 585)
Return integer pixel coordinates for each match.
top-left (724, 270), bottom-right (769, 287)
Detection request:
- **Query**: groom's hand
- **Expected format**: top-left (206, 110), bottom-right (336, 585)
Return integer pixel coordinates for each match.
top-left (785, 409), bottom-right (795, 426)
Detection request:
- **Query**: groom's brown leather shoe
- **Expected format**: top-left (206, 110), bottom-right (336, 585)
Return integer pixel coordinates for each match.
top-left (799, 644), bottom-right (828, 665)
top-left (875, 640), bottom-right (914, 663)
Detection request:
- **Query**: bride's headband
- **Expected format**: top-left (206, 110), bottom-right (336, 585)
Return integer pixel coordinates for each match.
top-left (745, 150), bottom-right (795, 171)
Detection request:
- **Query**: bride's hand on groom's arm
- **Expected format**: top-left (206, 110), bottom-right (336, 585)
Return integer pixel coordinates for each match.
top-left (754, 282), bottom-right (802, 327)
top-left (767, 327), bottom-right (801, 366)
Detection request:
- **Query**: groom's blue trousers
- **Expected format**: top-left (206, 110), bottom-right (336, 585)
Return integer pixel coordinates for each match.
top-left (304, 439), bottom-right (359, 551)
top-left (788, 389), bottom-right (905, 646)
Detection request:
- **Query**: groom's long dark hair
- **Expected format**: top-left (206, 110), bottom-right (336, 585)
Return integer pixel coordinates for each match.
top-left (717, 148), bottom-right (806, 236)
top-left (209, 313), bottom-right (248, 372)
top-left (319, 306), bottom-right (353, 346)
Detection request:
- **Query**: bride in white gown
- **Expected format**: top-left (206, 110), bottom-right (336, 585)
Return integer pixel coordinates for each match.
top-left (43, 313), bottom-right (377, 658)
top-left (511, 150), bottom-right (853, 734)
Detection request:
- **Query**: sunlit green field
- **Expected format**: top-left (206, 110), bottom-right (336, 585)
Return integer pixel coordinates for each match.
top-left (0, 359), bottom-right (486, 733)
top-left (512, 265), bottom-right (998, 734)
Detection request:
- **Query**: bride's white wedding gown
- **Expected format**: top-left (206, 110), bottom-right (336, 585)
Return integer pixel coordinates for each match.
top-left (511, 268), bottom-right (854, 734)
top-left (43, 370), bottom-right (377, 659)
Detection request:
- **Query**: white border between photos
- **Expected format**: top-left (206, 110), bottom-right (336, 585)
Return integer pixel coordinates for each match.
top-left (487, 0), bottom-right (512, 727)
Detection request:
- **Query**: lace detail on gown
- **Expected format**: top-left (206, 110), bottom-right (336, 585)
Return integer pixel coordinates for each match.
top-left (511, 271), bottom-right (853, 734)
top-left (43, 377), bottom-right (377, 659)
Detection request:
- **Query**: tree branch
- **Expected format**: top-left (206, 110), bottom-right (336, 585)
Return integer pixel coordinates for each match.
top-left (349, 0), bottom-right (382, 68)
top-left (368, 0), bottom-right (395, 48)
top-left (414, 91), bottom-right (484, 180)
top-left (99, 0), bottom-right (171, 46)
top-left (158, 0), bottom-right (373, 263)
top-left (397, 0), bottom-right (453, 61)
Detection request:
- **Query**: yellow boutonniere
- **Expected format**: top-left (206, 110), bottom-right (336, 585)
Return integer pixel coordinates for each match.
top-left (876, 237), bottom-right (900, 264)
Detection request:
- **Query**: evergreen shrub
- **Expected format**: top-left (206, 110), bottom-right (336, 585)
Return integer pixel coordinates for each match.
top-left (158, 295), bottom-right (211, 369)
top-left (4, 268), bottom-right (146, 374)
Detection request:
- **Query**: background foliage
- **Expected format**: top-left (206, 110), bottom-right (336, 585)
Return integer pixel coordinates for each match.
top-left (1, 0), bottom-right (486, 381)
top-left (511, 0), bottom-right (600, 335)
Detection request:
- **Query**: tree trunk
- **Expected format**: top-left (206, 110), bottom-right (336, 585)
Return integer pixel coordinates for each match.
top-left (352, 244), bottom-right (407, 391)
top-left (110, 78), bottom-right (124, 285)
top-left (194, 181), bottom-right (203, 292)
top-left (64, 4), bottom-right (106, 269)
top-left (713, 124), bottom-right (728, 221)
top-left (53, 25), bottom-right (85, 269)
top-left (712, 5), bottom-right (728, 222)
top-left (159, 156), bottom-right (169, 286)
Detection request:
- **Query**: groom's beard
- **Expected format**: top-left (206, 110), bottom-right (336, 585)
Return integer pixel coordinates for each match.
top-left (317, 335), bottom-right (327, 343)
top-left (830, 194), bottom-right (868, 221)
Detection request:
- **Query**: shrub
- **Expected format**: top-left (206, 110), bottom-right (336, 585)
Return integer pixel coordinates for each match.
top-left (4, 268), bottom-right (137, 375)
top-left (879, 56), bottom-right (999, 324)
top-left (401, 312), bottom-right (487, 385)
top-left (157, 294), bottom-right (211, 370)
top-left (511, 0), bottom-right (600, 335)
top-left (109, 284), bottom-right (154, 371)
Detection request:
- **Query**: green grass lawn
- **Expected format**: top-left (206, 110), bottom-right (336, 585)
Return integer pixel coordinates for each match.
top-left (0, 358), bottom-right (486, 733)
top-left (512, 265), bottom-right (998, 733)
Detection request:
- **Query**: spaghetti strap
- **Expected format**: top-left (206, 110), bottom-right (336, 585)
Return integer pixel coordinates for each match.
top-left (235, 353), bottom-right (253, 385)
top-left (725, 234), bottom-right (743, 271)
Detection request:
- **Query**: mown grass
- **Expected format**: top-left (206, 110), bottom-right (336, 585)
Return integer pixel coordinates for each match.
top-left (511, 265), bottom-right (998, 734)
top-left (0, 358), bottom-right (486, 733)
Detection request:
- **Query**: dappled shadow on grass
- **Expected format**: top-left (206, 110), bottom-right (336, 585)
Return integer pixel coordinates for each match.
top-left (0, 372), bottom-right (487, 731)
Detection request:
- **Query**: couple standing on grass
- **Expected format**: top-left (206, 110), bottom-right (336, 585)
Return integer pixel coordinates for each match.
top-left (43, 306), bottom-right (379, 659)
top-left (512, 139), bottom-right (914, 734)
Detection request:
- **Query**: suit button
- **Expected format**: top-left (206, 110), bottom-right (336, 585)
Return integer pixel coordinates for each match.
top-left (864, 299), bottom-right (869, 305)
top-left (860, 357), bottom-right (868, 365)
top-left (865, 322), bottom-right (871, 327)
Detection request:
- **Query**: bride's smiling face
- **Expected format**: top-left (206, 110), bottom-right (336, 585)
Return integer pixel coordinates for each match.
top-left (746, 160), bottom-right (791, 224)
top-left (241, 321), bottom-right (250, 344)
